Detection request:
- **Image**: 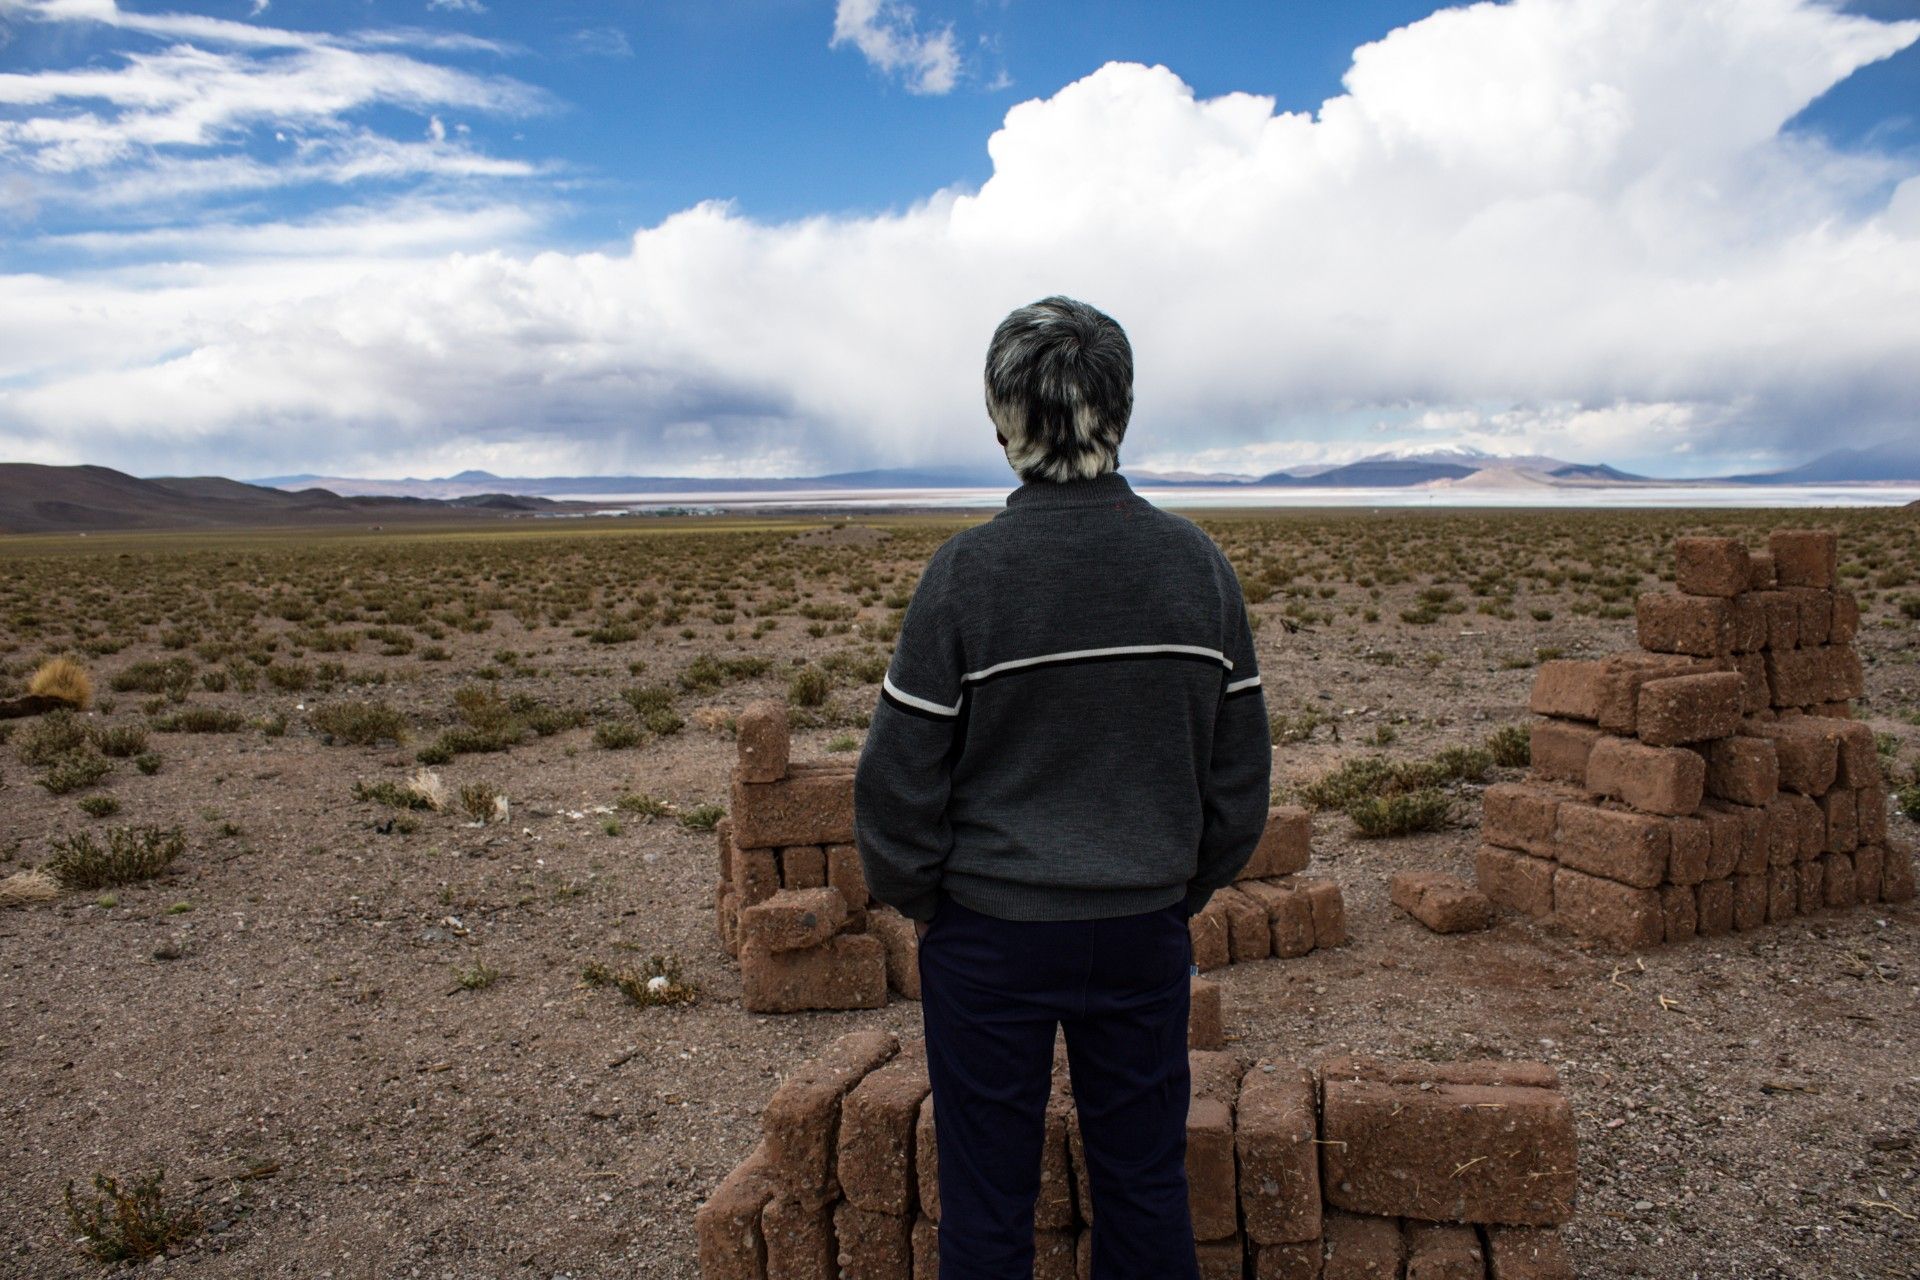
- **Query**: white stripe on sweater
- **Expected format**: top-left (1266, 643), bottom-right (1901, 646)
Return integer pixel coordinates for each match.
top-left (883, 673), bottom-right (963, 717)
top-left (1225, 674), bottom-right (1262, 694)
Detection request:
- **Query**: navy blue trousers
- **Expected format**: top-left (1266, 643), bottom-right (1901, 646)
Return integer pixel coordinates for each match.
top-left (918, 893), bottom-right (1198, 1280)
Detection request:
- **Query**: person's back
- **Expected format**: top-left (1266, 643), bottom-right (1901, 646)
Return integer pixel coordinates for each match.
top-left (855, 297), bottom-right (1271, 1280)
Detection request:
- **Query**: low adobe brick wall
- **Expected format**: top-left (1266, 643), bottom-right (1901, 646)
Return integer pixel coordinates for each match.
top-left (715, 701), bottom-right (916, 1013)
top-left (1479, 529), bottom-right (1915, 949)
top-left (696, 1031), bottom-right (1578, 1280)
top-left (1190, 806), bottom-right (1350, 969)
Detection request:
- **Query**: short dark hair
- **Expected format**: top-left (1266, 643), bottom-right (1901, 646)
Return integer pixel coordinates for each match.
top-left (984, 296), bottom-right (1132, 482)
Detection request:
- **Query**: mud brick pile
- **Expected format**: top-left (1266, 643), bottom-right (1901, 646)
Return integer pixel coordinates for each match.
top-left (1478, 529), bottom-right (1915, 950)
top-left (697, 1031), bottom-right (1579, 1280)
top-left (1189, 806), bottom-right (1349, 971)
top-left (714, 701), bottom-right (920, 1013)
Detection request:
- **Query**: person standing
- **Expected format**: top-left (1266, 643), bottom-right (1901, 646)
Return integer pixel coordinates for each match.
top-left (855, 296), bottom-right (1273, 1279)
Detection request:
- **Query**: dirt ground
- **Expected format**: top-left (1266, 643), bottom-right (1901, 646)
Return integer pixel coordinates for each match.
top-left (1, 507), bottom-right (1916, 1279)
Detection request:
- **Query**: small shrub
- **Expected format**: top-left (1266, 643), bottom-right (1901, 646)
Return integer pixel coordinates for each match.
top-left (17, 709), bottom-right (89, 765)
top-left (89, 724), bottom-right (149, 758)
top-left (828, 733), bottom-right (859, 752)
top-left (78, 795), bottom-right (121, 818)
top-left (642, 706), bottom-right (684, 736)
top-left (581, 954), bottom-right (697, 1007)
top-left (311, 700), bottom-right (408, 746)
top-left (594, 720), bottom-right (644, 750)
top-left (453, 961), bottom-right (501, 991)
top-left (459, 781), bottom-right (506, 824)
top-left (1897, 783), bottom-right (1920, 823)
top-left (134, 752), bottom-right (163, 776)
top-left (28, 656), bottom-right (92, 708)
top-left (788, 665), bottom-right (833, 707)
top-left (109, 658), bottom-right (194, 695)
top-left (1486, 723), bottom-right (1531, 769)
top-left (151, 707), bottom-right (246, 733)
top-left (63, 1168), bottom-right (201, 1263)
top-left (615, 793), bottom-right (671, 818)
top-left (353, 779), bottom-right (434, 810)
top-left (679, 802), bottom-right (725, 832)
top-left (44, 825), bottom-right (187, 890)
top-left (40, 750), bottom-right (112, 795)
top-left (1346, 788), bottom-right (1453, 837)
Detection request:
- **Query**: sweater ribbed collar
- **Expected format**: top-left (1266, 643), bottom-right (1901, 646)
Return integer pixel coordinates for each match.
top-left (1002, 470), bottom-right (1139, 511)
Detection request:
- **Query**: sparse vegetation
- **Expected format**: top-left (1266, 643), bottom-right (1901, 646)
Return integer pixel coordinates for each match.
top-left (63, 1168), bottom-right (201, 1263)
top-left (43, 825), bottom-right (187, 889)
top-left (311, 699), bottom-right (408, 745)
top-left (28, 655), bottom-right (93, 708)
top-left (581, 953), bottom-right (697, 1007)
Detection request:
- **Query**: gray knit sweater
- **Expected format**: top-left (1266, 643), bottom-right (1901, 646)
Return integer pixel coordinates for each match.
top-left (853, 470), bottom-right (1273, 923)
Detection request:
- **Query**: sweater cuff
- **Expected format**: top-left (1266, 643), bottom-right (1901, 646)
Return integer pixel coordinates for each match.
top-left (897, 890), bottom-right (940, 923)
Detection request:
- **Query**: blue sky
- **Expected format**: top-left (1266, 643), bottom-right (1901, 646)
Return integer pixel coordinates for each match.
top-left (2, 0), bottom-right (1918, 479)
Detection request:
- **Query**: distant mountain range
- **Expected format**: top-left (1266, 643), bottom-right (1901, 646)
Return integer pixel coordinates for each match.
top-left (0, 464), bottom-right (581, 535)
top-left (255, 440), bottom-right (1920, 499)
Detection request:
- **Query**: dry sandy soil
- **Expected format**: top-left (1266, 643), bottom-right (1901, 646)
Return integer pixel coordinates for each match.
top-left (1, 507), bottom-right (1916, 1279)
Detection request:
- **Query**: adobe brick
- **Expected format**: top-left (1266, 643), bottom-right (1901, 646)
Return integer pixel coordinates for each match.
top-left (1788, 586), bottom-right (1832, 648)
top-left (1238, 1061), bottom-right (1322, 1246)
top-left (1216, 884), bottom-right (1274, 963)
top-left (1852, 842), bottom-right (1885, 904)
top-left (1858, 779), bottom-right (1889, 845)
top-left (1822, 852), bottom-right (1857, 907)
top-left (824, 843), bottom-right (869, 917)
top-left (1766, 865), bottom-right (1798, 923)
top-left (736, 699), bottom-right (791, 783)
top-left (1595, 652), bottom-right (1708, 734)
top-left (1553, 802), bottom-right (1668, 888)
top-left (741, 933), bottom-right (888, 1015)
top-left (698, 1141), bottom-right (778, 1280)
top-left (1391, 871), bottom-right (1492, 934)
top-left (1782, 791), bottom-right (1826, 860)
top-left (1242, 805), bottom-right (1316, 879)
top-left (1318, 1058), bottom-right (1576, 1224)
top-left (1823, 787), bottom-right (1858, 854)
top-left (1188, 1096), bottom-right (1238, 1240)
top-left (1481, 780), bottom-right (1570, 856)
top-left (731, 761), bottom-right (856, 850)
top-left (1178, 977), bottom-right (1222, 1054)
top-left (741, 887), bottom-right (849, 954)
top-left (1704, 736), bottom-right (1779, 807)
top-left (780, 845), bottom-right (827, 890)
top-left (1325, 1060), bottom-right (1559, 1088)
top-left (833, 1202), bottom-right (912, 1280)
top-left (1034, 1230), bottom-right (1075, 1280)
top-left (1065, 1107), bottom-right (1093, 1229)
top-left (1302, 878), bottom-right (1349, 949)
top-left (1038, 1079), bottom-right (1076, 1232)
top-left (1769, 528), bottom-right (1837, 588)
top-left (1323, 1213), bottom-right (1405, 1280)
top-left (1764, 795), bottom-right (1800, 867)
top-left (1747, 550), bottom-right (1777, 590)
top-left (1189, 901), bottom-right (1232, 971)
top-left (1673, 536), bottom-right (1750, 597)
top-left (1485, 1225), bottom-right (1576, 1280)
top-left (1796, 860), bottom-right (1824, 914)
top-left (1195, 1235), bottom-right (1244, 1280)
top-left (839, 1049), bottom-right (930, 1216)
top-left (1660, 884), bottom-right (1697, 943)
top-left (914, 1095), bottom-right (939, 1222)
top-left (1748, 719), bottom-right (1838, 795)
top-left (1732, 651), bottom-right (1770, 711)
top-left (1636, 591), bottom-right (1734, 656)
top-left (865, 907), bottom-right (921, 1001)
top-left (1529, 719), bottom-right (1605, 786)
top-left (1832, 721), bottom-right (1878, 788)
top-left (1826, 644), bottom-right (1865, 702)
top-left (1732, 873), bottom-right (1768, 931)
top-left (1476, 846), bottom-right (1555, 918)
top-left (1527, 659), bottom-right (1605, 720)
top-left (1883, 840), bottom-right (1917, 903)
top-left (1553, 866), bottom-right (1662, 948)
top-left (762, 1029), bottom-right (898, 1200)
top-left (1666, 815), bottom-right (1711, 886)
top-left (1586, 736), bottom-right (1704, 816)
top-left (1694, 804), bottom-right (1742, 879)
top-left (1637, 671), bottom-right (1743, 746)
top-left (1765, 648), bottom-right (1824, 709)
top-left (763, 1192), bottom-right (834, 1280)
top-left (1695, 878), bottom-right (1734, 935)
top-left (911, 1215), bottom-right (936, 1278)
top-left (1404, 1221), bottom-right (1485, 1280)
top-left (1831, 590), bottom-right (1860, 643)
top-left (1753, 589), bottom-right (1800, 651)
top-left (735, 846), bottom-right (781, 908)
top-left (1241, 879), bottom-right (1316, 958)
top-left (1729, 596), bottom-right (1769, 655)
top-left (717, 884), bottom-right (741, 960)
top-left (1255, 1240), bottom-right (1324, 1280)
top-left (715, 816), bottom-right (737, 883)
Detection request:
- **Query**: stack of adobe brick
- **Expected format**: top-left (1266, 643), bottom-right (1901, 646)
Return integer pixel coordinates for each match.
top-left (715, 701), bottom-right (920, 1012)
top-left (1477, 529), bottom-right (1915, 949)
top-left (1189, 806), bottom-right (1349, 971)
top-left (697, 1032), bottom-right (1579, 1280)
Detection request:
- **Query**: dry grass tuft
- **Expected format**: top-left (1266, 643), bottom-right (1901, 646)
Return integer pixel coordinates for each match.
top-left (0, 869), bottom-right (61, 907)
top-left (28, 656), bottom-right (93, 709)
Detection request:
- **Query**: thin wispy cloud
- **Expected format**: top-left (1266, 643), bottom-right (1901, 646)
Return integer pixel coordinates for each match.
top-left (831, 0), bottom-right (962, 95)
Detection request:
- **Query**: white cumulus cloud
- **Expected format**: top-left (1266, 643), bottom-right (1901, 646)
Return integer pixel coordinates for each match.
top-left (831, 0), bottom-right (962, 96)
top-left (1, 0), bottom-right (1918, 481)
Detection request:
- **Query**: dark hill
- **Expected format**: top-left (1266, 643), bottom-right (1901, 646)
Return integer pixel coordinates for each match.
top-left (0, 464), bottom-right (575, 534)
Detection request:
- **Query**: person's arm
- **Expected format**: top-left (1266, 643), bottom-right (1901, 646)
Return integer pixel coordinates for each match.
top-left (854, 545), bottom-right (965, 923)
top-left (1186, 555), bottom-right (1273, 916)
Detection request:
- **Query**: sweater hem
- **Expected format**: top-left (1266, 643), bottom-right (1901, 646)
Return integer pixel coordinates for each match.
top-left (941, 872), bottom-right (1186, 922)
